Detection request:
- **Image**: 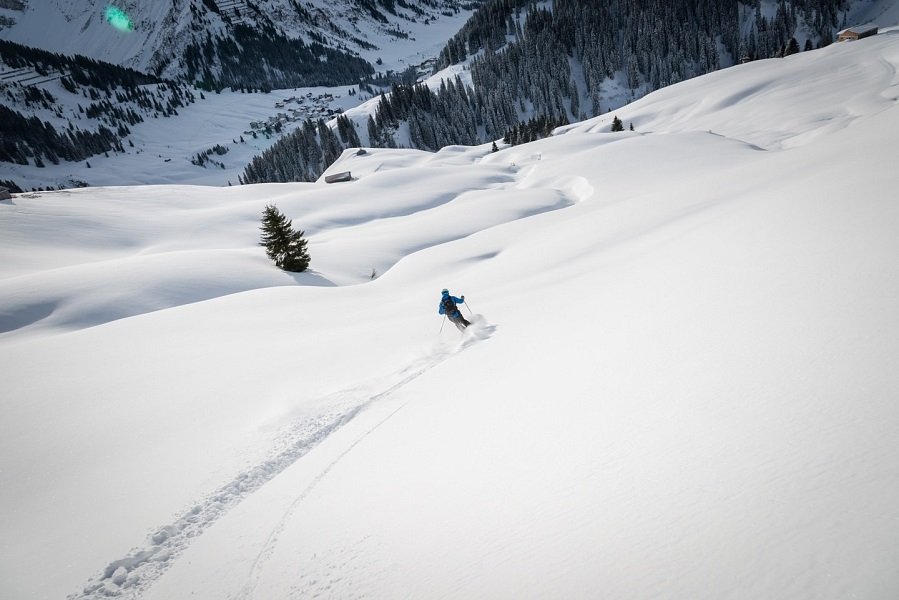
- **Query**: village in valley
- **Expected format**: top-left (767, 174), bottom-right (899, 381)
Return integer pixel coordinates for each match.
top-left (245, 90), bottom-right (346, 139)
top-left (183, 86), bottom-right (362, 176)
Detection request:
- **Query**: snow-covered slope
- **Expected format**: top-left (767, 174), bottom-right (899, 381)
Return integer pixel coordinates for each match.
top-left (1, 82), bottom-right (367, 191)
top-left (0, 0), bottom-right (477, 78)
top-left (2, 28), bottom-right (899, 600)
top-left (0, 0), bottom-right (479, 192)
top-left (848, 0), bottom-right (899, 26)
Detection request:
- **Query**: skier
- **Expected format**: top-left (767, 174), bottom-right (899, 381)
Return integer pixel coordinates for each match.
top-left (439, 288), bottom-right (471, 331)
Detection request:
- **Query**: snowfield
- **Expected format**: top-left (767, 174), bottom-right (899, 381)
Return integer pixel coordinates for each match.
top-left (2, 28), bottom-right (899, 600)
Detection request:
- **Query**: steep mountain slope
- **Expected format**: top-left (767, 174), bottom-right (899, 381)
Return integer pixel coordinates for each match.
top-left (0, 0), bottom-right (481, 192)
top-left (848, 0), bottom-right (899, 24)
top-left (5, 0), bottom-right (897, 194)
top-left (0, 0), bottom-right (480, 85)
top-left (2, 26), bottom-right (898, 600)
top-left (234, 0), bottom-right (899, 186)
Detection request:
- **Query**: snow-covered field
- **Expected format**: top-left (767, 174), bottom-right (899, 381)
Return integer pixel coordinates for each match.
top-left (2, 28), bottom-right (899, 600)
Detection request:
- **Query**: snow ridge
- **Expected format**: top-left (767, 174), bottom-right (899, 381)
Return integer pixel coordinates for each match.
top-left (69, 319), bottom-right (494, 600)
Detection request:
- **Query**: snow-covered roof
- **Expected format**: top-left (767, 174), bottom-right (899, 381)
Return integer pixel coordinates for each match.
top-left (839, 23), bottom-right (878, 35)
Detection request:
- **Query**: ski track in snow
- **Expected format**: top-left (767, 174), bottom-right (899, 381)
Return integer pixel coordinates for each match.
top-left (68, 319), bottom-right (495, 600)
top-left (235, 317), bottom-right (495, 600)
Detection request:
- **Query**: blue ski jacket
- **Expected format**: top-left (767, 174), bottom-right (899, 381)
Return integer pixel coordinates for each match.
top-left (438, 294), bottom-right (464, 316)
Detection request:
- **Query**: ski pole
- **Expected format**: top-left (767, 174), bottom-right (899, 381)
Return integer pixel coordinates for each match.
top-left (439, 314), bottom-right (446, 333)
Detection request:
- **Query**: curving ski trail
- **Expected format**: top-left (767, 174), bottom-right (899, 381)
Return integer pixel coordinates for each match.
top-left (68, 320), bottom-right (494, 600)
top-left (234, 318), bottom-right (495, 599)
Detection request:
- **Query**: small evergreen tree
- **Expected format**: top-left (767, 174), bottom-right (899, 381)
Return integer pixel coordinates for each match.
top-left (611, 116), bottom-right (625, 132)
top-left (784, 37), bottom-right (800, 57)
top-left (259, 204), bottom-right (310, 272)
top-left (491, 140), bottom-right (499, 152)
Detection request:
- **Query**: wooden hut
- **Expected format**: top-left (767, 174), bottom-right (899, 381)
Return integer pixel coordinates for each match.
top-left (324, 171), bottom-right (352, 184)
top-left (837, 24), bottom-right (878, 42)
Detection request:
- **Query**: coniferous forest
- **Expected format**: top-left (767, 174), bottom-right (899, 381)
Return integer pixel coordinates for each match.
top-left (0, 40), bottom-right (196, 180)
top-left (184, 24), bottom-right (375, 92)
top-left (173, 0), bottom-right (478, 91)
top-left (1, 0), bottom-right (853, 187)
top-left (241, 0), bottom-right (852, 185)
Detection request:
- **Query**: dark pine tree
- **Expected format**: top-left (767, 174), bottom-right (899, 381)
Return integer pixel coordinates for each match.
top-left (784, 37), bottom-right (800, 57)
top-left (611, 115), bottom-right (625, 132)
top-left (259, 204), bottom-right (311, 272)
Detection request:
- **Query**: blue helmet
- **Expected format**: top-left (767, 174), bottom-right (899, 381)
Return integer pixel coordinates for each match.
top-left (441, 288), bottom-right (449, 295)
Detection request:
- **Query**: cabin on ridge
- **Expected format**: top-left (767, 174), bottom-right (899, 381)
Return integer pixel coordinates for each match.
top-left (836, 24), bottom-right (878, 42)
top-left (324, 171), bottom-right (353, 184)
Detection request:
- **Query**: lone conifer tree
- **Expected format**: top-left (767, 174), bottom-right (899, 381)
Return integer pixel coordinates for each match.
top-left (611, 116), bottom-right (625, 132)
top-left (259, 204), bottom-right (310, 272)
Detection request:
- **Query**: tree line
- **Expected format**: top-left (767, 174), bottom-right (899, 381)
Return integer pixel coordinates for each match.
top-left (240, 116), bottom-right (360, 184)
top-left (244, 0), bottom-right (851, 184)
top-left (184, 24), bottom-right (375, 92)
top-left (0, 39), bottom-right (197, 170)
top-left (0, 39), bottom-right (160, 89)
top-left (0, 104), bottom-right (122, 166)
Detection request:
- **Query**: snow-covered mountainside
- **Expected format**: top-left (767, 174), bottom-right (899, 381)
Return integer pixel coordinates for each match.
top-left (6, 0), bottom-right (899, 194)
top-left (0, 0), bottom-right (479, 81)
top-left (2, 23), bottom-right (899, 600)
top-left (0, 0), bottom-right (480, 193)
